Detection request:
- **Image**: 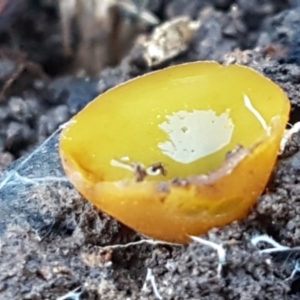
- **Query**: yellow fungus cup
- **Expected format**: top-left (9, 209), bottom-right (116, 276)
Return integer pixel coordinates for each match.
top-left (60, 62), bottom-right (290, 244)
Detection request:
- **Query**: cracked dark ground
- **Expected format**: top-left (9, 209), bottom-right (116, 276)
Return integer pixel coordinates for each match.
top-left (2, 0), bottom-right (300, 299)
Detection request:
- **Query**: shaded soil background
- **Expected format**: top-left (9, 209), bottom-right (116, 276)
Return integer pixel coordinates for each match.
top-left (2, 0), bottom-right (300, 299)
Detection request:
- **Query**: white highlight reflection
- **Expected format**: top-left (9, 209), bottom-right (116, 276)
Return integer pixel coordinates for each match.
top-left (158, 110), bottom-right (234, 164)
top-left (244, 94), bottom-right (269, 133)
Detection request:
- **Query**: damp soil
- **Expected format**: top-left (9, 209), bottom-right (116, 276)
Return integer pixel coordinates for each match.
top-left (2, 1), bottom-right (300, 299)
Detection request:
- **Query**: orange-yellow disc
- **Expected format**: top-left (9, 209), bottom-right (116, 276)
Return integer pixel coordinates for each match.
top-left (60, 62), bottom-right (290, 243)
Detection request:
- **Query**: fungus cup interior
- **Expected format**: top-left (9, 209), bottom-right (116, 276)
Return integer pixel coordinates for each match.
top-left (60, 62), bottom-right (290, 244)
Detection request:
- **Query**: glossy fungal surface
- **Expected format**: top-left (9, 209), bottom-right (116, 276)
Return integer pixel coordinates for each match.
top-left (60, 62), bottom-right (290, 244)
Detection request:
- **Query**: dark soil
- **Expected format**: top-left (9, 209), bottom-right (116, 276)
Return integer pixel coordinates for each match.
top-left (2, 1), bottom-right (300, 299)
